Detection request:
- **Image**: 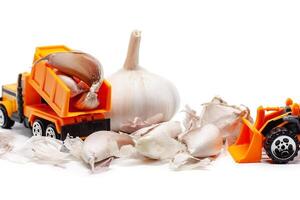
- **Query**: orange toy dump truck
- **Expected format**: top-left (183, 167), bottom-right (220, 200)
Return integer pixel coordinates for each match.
top-left (0, 45), bottom-right (111, 140)
top-left (229, 98), bottom-right (300, 164)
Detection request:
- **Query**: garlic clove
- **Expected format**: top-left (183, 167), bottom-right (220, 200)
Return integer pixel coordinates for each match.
top-left (47, 51), bottom-right (103, 86)
top-left (180, 124), bottom-right (223, 158)
top-left (81, 131), bottom-right (134, 171)
top-left (57, 74), bottom-right (85, 98)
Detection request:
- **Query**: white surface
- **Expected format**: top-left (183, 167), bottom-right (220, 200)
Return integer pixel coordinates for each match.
top-left (1, 0), bottom-right (300, 199)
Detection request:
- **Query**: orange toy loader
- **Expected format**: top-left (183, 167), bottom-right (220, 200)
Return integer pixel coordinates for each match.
top-left (229, 98), bottom-right (300, 164)
top-left (0, 45), bottom-right (111, 140)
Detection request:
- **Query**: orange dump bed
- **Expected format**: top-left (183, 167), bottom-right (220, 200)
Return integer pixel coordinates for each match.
top-left (28, 45), bottom-right (111, 118)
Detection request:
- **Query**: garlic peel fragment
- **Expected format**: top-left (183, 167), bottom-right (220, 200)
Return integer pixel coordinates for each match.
top-left (120, 113), bottom-right (164, 133)
top-left (0, 132), bottom-right (14, 157)
top-left (12, 136), bottom-right (71, 166)
top-left (135, 133), bottom-right (185, 160)
top-left (170, 152), bottom-right (211, 170)
top-left (133, 121), bottom-right (185, 160)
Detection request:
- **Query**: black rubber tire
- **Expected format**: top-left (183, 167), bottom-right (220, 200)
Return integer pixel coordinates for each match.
top-left (264, 127), bottom-right (299, 164)
top-left (0, 105), bottom-right (15, 129)
top-left (45, 124), bottom-right (60, 139)
top-left (32, 119), bottom-right (45, 136)
top-left (23, 118), bottom-right (31, 129)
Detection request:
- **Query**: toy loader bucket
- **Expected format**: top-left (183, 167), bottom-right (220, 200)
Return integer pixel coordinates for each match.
top-left (228, 107), bottom-right (265, 163)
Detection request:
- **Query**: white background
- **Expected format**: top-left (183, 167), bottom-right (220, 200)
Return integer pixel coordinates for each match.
top-left (0, 0), bottom-right (300, 199)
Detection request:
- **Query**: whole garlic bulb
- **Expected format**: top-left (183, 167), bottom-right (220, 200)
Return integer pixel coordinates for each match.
top-left (108, 31), bottom-right (180, 132)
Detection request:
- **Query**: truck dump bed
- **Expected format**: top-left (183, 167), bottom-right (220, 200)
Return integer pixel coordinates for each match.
top-left (29, 45), bottom-right (111, 118)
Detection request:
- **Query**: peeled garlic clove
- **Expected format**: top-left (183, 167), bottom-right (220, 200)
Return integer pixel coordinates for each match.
top-left (108, 31), bottom-right (180, 132)
top-left (180, 124), bottom-right (222, 158)
top-left (134, 121), bottom-right (185, 160)
top-left (81, 131), bottom-right (134, 171)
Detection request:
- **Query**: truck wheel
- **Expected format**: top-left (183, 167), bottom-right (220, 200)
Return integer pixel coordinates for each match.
top-left (264, 127), bottom-right (299, 164)
top-left (45, 124), bottom-right (58, 139)
top-left (0, 105), bottom-right (15, 129)
top-left (23, 118), bottom-right (31, 129)
top-left (32, 119), bottom-right (45, 136)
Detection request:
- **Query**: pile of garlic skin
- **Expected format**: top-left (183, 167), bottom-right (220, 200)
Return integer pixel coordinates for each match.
top-left (0, 97), bottom-right (251, 172)
top-left (0, 31), bottom-right (251, 172)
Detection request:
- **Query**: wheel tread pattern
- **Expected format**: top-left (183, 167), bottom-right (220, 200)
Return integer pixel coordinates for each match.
top-left (264, 127), bottom-right (299, 164)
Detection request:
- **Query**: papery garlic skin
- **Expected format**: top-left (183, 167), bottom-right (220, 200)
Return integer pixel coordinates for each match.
top-left (170, 152), bottom-right (211, 170)
top-left (135, 133), bottom-right (185, 160)
top-left (133, 121), bottom-right (185, 160)
top-left (0, 132), bottom-right (14, 157)
top-left (63, 136), bottom-right (84, 160)
top-left (108, 31), bottom-right (180, 132)
top-left (14, 136), bottom-right (71, 166)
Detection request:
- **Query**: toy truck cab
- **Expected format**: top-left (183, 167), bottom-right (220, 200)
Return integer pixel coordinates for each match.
top-left (0, 45), bottom-right (111, 140)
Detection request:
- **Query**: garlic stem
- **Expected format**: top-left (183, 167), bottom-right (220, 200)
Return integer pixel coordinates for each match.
top-left (123, 30), bottom-right (141, 70)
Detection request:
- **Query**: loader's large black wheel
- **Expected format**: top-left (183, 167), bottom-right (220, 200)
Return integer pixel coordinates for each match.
top-left (264, 127), bottom-right (299, 164)
top-left (0, 105), bottom-right (15, 129)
